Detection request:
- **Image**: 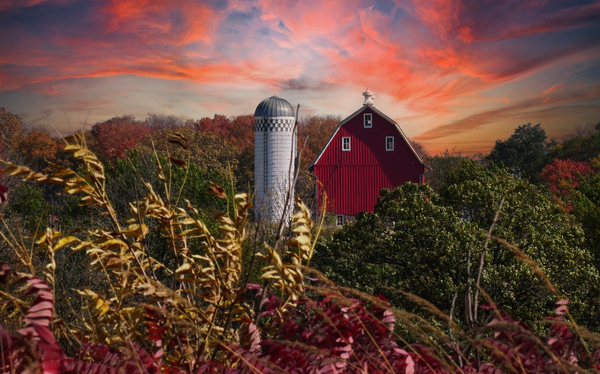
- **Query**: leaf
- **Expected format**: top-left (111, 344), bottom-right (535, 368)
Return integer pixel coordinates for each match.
top-left (52, 236), bottom-right (79, 251)
top-left (175, 263), bottom-right (193, 275)
top-left (169, 156), bottom-right (187, 169)
top-left (209, 182), bottom-right (227, 199)
top-left (168, 138), bottom-right (189, 150)
top-left (120, 224), bottom-right (149, 239)
top-left (99, 239), bottom-right (128, 249)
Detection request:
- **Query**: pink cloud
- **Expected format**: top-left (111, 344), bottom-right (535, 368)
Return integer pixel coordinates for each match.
top-left (0, 0), bottom-right (598, 154)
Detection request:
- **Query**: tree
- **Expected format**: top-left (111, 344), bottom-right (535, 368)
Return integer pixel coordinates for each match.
top-left (187, 114), bottom-right (255, 190)
top-left (541, 158), bottom-right (593, 196)
top-left (571, 172), bottom-right (600, 267)
top-left (487, 123), bottom-right (552, 180)
top-left (191, 114), bottom-right (231, 139)
top-left (144, 113), bottom-right (184, 129)
top-left (297, 115), bottom-right (340, 169)
top-left (314, 161), bottom-right (600, 328)
top-left (548, 122), bottom-right (600, 163)
top-left (0, 108), bottom-right (26, 157)
top-left (408, 139), bottom-right (430, 160)
top-left (227, 115), bottom-right (255, 190)
top-left (89, 115), bottom-right (152, 164)
top-left (15, 130), bottom-right (58, 170)
top-left (314, 183), bottom-right (478, 318)
top-left (439, 161), bottom-right (600, 325)
top-left (135, 127), bottom-right (240, 178)
top-left (424, 148), bottom-right (469, 190)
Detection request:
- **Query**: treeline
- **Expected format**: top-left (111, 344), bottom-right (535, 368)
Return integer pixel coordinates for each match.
top-left (0, 109), bottom-right (340, 189)
top-left (0, 108), bottom-right (340, 228)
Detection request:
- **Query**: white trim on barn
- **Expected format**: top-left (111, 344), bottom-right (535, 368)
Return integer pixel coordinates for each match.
top-left (308, 103), bottom-right (429, 171)
top-left (386, 136), bottom-right (394, 151)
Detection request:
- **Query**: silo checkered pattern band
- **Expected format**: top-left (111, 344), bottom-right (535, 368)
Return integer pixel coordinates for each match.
top-left (255, 118), bottom-right (295, 132)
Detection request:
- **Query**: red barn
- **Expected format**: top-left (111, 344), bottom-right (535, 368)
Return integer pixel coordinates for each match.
top-left (308, 91), bottom-right (428, 220)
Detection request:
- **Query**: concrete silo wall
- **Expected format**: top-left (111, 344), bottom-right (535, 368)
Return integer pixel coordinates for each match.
top-left (254, 116), bottom-right (296, 223)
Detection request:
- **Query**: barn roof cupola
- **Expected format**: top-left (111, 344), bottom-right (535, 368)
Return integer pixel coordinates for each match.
top-left (362, 88), bottom-right (375, 106)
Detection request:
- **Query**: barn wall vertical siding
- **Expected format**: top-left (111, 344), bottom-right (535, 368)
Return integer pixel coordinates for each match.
top-left (314, 106), bottom-right (426, 215)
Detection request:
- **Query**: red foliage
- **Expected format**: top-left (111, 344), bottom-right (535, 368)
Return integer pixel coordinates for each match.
top-left (1, 271), bottom-right (599, 374)
top-left (192, 114), bottom-right (231, 139)
top-left (227, 294), bottom-right (414, 374)
top-left (90, 116), bottom-right (152, 163)
top-left (541, 158), bottom-right (593, 195)
top-left (191, 114), bottom-right (254, 153)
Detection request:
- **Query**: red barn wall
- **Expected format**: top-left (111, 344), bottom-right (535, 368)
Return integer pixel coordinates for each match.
top-left (313, 107), bottom-right (425, 215)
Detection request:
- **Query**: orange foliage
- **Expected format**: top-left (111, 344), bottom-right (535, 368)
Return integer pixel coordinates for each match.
top-left (17, 130), bottom-right (58, 168)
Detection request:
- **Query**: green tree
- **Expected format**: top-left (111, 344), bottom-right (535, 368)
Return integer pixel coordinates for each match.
top-left (571, 171), bottom-right (600, 268)
top-left (424, 148), bottom-right (468, 190)
top-left (314, 161), bottom-right (600, 328)
top-left (486, 123), bottom-right (552, 180)
top-left (6, 184), bottom-right (50, 232)
top-left (439, 161), bottom-right (599, 325)
top-left (548, 122), bottom-right (600, 162)
top-left (314, 183), bottom-right (478, 317)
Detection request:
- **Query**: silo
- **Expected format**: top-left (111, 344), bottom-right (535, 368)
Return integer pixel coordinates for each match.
top-left (254, 96), bottom-right (296, 223)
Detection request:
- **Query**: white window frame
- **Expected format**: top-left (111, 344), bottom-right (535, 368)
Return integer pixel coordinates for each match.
top-left (386, 136), bottom-right (394, 151)
top-left (364, 113), bottom-right (372, 128)
top-left (336, 215), bottom-right (344, 226)
top-left (342, 137), bottom-right (351, 151)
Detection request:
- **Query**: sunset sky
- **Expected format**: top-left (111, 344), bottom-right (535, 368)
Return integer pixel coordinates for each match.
top-left (0, 0), bottom-right (598, 154)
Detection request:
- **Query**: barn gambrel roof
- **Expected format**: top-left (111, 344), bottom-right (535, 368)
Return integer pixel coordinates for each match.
top-left (308, 104), bottom-right (429, 171)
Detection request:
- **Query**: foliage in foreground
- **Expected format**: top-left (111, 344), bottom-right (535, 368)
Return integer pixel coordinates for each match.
top-left (0, 134), bottom-right (599, 373)
top-left (2, 264), bottom-right (600, 373)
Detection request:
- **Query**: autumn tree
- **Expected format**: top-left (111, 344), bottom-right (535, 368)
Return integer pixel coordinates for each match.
top-left (297, 115), bottom-right (340, 168)
top-left (16, 130), bottom-right (58, 170)
top-left (0, 108), bottom-right (26, 157)
top-left (187, 114), bottom-right (255, 189)
top-left (191, 114), bottom-right (230, 138)
top-left (89, 115), bottom-right (152, 164)
top-left (227, 115), bottom-right (255, 190)
top-left (540, 158), bottom-right (593, 196)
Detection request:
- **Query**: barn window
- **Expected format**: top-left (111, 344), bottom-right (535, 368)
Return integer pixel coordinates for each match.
top-left (342, 137), bottom-right (351, 151)
top-left (386, 136), bottom-right (394, 151)
top-left (336, 215), bottom-right (344, 226)
top-left (364, 113), bottom-right (372, 128)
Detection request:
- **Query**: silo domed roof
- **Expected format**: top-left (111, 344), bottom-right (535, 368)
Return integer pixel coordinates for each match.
top-left (255, 96), bottom-right (295, 117)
